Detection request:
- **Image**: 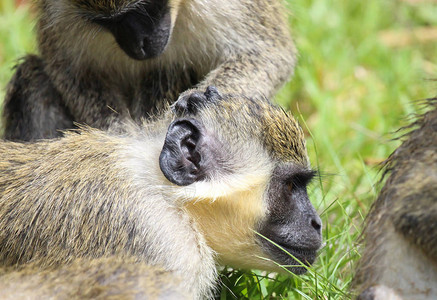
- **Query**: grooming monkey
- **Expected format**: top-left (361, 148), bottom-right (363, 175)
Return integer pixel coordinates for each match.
top-left (0, 87), bottom-right (322, 299)
top-left (0, 257), bottom-right (191, 300)
top-left (2, 0), bottom-right (296, 141)
top-left (354, 99), bottom-right (437, 300)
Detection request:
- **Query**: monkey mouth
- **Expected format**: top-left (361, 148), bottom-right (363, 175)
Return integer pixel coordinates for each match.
top-left (262, 240), bottom-right (318, 274)
top-left (276, 242), bottom-right (317, 263)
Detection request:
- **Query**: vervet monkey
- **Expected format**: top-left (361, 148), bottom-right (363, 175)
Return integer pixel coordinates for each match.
top-left (0, 87), bottom-right (322, 298)
top-left (2, 0), bottom-right (295, 141)
top-left (354, 99), bottom-right (437, 300)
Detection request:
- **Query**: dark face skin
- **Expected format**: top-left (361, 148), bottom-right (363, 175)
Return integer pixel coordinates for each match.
top-left (92, 0), bottom-right (172, 60)
top-left (258, 164), bottom-right (322, 274)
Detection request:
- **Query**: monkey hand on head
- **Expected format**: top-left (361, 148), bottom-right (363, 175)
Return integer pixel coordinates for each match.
top-left (2, 0), bottom-right (296, 141)
top-left (0, 87), bottom-right (322, 299)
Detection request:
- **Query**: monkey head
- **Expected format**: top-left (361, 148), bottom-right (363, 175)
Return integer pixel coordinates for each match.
top-left (159, 87), bottom-right (322, 274)
top-left (63, 0), bottom-right (182, 60)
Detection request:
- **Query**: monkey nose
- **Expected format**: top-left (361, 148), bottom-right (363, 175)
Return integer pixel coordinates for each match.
top-left (310, 216), bottom-right (322, 233)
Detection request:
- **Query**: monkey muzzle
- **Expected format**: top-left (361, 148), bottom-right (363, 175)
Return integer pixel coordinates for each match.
top-left (94, 4), bottom-right (172, 60)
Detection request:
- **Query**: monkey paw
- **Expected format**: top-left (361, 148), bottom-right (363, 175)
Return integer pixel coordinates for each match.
top-left (173, 86), bottom-right (222, 115)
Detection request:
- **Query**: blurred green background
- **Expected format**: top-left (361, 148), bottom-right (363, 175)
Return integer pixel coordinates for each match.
top-left (0, 0), bottom-right (436, 298)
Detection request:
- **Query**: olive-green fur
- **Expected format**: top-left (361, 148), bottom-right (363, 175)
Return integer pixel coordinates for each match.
top-left (0, 132), bottom-right (146, 266)
top-left (201, 95), bottom-right (308, 165)
top-left (0, 257), bottom-right (191, 299)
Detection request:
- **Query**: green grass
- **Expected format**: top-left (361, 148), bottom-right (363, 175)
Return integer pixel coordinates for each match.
top-left (0, 0), bottom-right (35, 99)
top-left (1, 0), bottom-right (437, 299)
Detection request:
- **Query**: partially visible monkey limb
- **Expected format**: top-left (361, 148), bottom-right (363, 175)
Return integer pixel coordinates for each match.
top-left (0, 87), bottom-right (322, 299)
top-left (2, 0), bottom-right (296, 140)
top-left (357, 285), bottom-right (402, 300)
top-left (0, 257), bottom-right (191, 300)
top-left (353, 98), bottom-right (437, 300)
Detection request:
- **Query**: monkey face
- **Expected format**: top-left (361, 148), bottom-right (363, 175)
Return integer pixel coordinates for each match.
top-left (257, 165), bottom-right (322, 274)
top-left (74, 0), bottom-right (179, 60)
top-left (160, 87), bottom-right (322, 274)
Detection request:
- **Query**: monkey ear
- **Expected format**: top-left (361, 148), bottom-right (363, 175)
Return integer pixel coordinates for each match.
top-left (159, 119), bottom-right (208, 186)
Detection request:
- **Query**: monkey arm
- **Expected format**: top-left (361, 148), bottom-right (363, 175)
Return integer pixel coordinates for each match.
top-left (2, 55), bottom-right (125, 139)
top-left (188, 1), bottom-right (296, 101)
top-left (392, 187), bottom-right (437, 262)
top-left (195, 48), bottom-right (295, 100)
top-left (2, 55), bottom-right (74, 141)
top-left (2, 54), bottom-right (129, 140)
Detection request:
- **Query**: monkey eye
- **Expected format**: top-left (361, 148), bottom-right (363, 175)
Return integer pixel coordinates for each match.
top-left (285, 182), bottom-right (293, 193)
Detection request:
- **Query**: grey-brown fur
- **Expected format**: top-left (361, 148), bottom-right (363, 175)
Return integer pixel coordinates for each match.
top-left (0, 89), bottom-right (321, 299)
top-left (2, 0), bottom-right (295, 141)
top-left (354, 99), bottom-right (437, 299)
top-left (0, 257), bottom-right (191, 300)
